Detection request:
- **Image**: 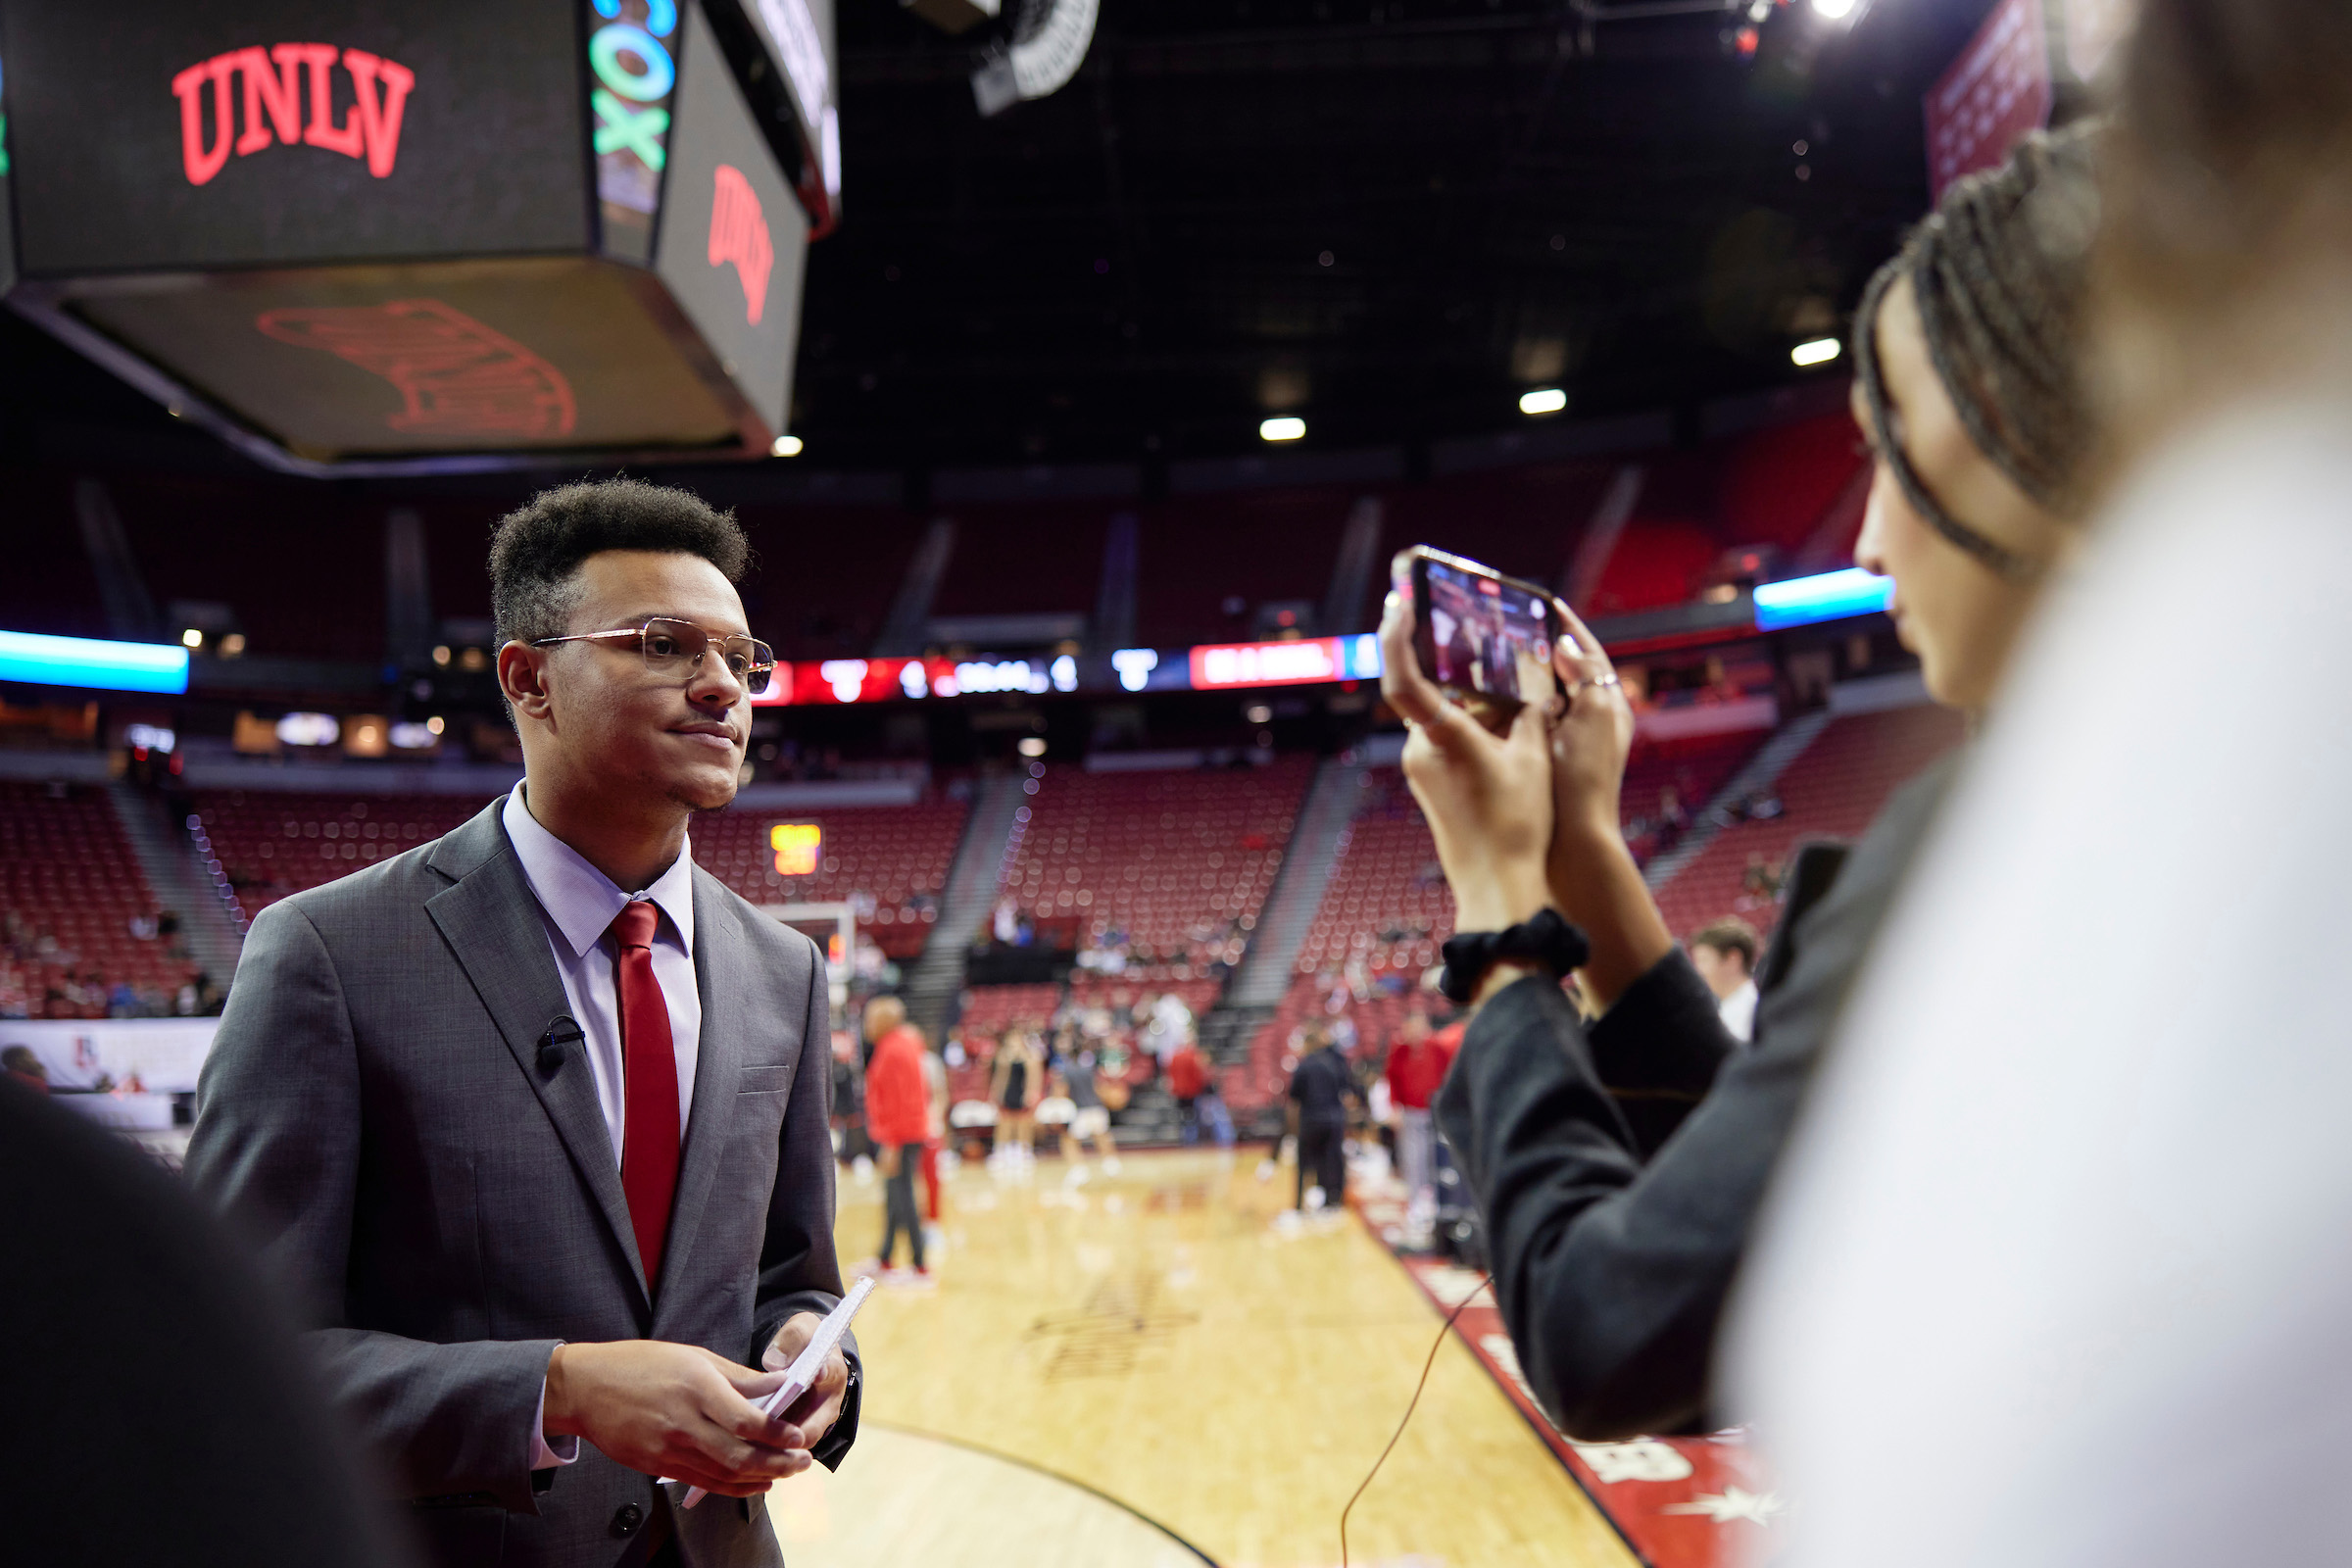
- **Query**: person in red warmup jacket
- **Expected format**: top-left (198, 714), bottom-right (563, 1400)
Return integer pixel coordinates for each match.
top-left (859, 997), bottom-right (932, 1281)
top-left (1387, 1012), bottom-right (1460, 1215)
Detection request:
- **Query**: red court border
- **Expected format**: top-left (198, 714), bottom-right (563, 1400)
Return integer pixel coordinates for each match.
top-left (1350, 1188), bottom-right (1788, 1568)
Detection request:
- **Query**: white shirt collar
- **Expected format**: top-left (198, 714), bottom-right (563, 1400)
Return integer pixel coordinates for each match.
top-left (500, 783), bottom-right (697, 960)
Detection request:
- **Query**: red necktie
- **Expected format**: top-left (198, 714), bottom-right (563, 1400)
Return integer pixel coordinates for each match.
top-left (612, 901), bottom-right (681, 1294)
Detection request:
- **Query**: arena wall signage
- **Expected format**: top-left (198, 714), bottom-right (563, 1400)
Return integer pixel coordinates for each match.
top-left (738, 572), bottom-right (1889, 709)
top-left (0, 0), bottom-right (824, 475)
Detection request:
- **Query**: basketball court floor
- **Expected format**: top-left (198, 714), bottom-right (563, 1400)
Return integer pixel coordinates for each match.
top-left (780, 1149), bottom-right (1637, 1568)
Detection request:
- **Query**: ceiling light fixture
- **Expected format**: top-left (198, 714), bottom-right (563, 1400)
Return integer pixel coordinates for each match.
top-left (771, 434), bottom-right (804, 457)
top-left (1519, 387), bottom-right (1567, 416)
top-left (1791, 337), bottom-right (1842, 368)
top-left (1259, 416), bottom-right (1305, 442)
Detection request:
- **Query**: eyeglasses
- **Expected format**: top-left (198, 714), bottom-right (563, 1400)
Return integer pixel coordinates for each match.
top-left (1852, 264), bottom-right (2045, 585)
top-left (531, 617), bottom-right (775, 696)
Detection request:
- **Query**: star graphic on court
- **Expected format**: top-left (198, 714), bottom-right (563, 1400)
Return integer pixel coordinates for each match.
top-left (1662, 1486), bottom-right (1787, 1526)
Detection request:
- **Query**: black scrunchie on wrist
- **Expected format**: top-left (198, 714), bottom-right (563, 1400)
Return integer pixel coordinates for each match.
top-left (1439, 907), bottom-right (1592, 1004)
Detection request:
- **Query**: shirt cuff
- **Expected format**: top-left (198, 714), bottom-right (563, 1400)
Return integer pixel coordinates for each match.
top-left (530, 1366), bottom-right (581, 1472)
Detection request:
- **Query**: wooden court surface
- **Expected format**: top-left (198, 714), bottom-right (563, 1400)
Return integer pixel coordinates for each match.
top-left (769, 1149), bottom-right (1638, 1568)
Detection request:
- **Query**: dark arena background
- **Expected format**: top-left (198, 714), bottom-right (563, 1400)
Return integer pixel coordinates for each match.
top-left (0, 1), bottom-right (2114, 1564)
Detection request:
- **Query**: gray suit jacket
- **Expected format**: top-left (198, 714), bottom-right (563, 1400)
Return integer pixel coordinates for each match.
top-left (187, 801), bottom-right (858, 1568)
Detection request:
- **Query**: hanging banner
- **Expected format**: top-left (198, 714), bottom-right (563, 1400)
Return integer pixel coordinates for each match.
top-left (1923, 0), bottom-right (2053, 202)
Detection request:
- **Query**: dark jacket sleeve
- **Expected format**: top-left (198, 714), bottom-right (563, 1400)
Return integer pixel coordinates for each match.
top-left (1586, 950), bottom-right (1740, 1157)
top-left (186, 900), bottom-right (562, 1514)
top-left (1434, 758), bottom-right (1961, 1441)
top-left (750, 934), bottom-right (861, 1469)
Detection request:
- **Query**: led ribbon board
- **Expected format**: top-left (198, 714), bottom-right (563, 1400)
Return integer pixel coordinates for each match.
top-left (0, 631), bottom-right (190, 695)
top-left (1751, 568), bottom-right (1894, 631)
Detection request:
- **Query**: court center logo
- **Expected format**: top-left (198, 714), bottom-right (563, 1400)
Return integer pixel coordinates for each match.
top-left (171, 45), bottom-right (416, 186)
top-left (709, 165), bottom-right (773, 325)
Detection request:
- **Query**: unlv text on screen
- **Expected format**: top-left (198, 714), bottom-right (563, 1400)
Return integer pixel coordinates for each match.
top-left (171, 44), bottom-right (415, 187)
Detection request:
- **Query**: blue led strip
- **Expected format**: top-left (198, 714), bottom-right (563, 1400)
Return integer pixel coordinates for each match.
top-left (1752, 569), bottom-right (1894, 632)
top-left (0, 631), bottom-right (190, 694)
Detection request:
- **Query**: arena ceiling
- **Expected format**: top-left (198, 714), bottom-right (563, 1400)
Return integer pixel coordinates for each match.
top-left (0, 0), bottom-right (2006, 477)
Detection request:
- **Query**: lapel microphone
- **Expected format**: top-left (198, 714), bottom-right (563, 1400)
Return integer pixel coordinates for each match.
top-left (539, 1015), bottom-right (585, 1074)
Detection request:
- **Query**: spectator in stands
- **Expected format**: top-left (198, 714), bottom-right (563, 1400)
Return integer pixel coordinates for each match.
top-left (1688, 918), bottom-right (1761, 1043)
top-left (859, 997), bottom-right (931, 1284)
top-left (990, 1026), bottom-right (1043, 1160)
top-left (1733, 12), bottom-right (2352, 1564)
top-left (3, 1044), bottom-right (49, 1094)
top-left (1287, 1024), bottom-right (1360, 1210)
top-left (1380, 125), bottom-right (2104, 1438)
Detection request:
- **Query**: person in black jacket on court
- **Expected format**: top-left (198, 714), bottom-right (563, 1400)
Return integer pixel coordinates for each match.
top-left (1378, 127), bottom-right (2105, 1441)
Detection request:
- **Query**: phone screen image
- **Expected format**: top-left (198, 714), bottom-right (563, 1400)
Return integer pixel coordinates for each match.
top-left (1422, 557), bottom-right (1553, 704)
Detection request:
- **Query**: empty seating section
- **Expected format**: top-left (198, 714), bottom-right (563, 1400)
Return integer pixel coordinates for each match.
top-left (1294, 774), bottom-right (1451, 980)
top-left (193, 791), bottom-right (967, 960)
top-left (0, 472), bottom-right (112, 642)
top-left (1294, 734), bottom-right (1760, 982)
top-left (1383, 461), bottom-right (1619, 589)
top-left (1716, 411), bottom-right (1869, 558)
top-left (1651, 704), bottom-right (1966, 939)
top-left (1002, 759), bottom-right (1314, 976)
top-left (1618, 732), bottom-right (1770, 862)
top-left (193, 792), bottom-right (500, 920)
top-left (689, 800), bottom-right (968, 959)
top-left (733, 502), bottom-right (937, 662)
top-left (1, 783), bottom-right (194, 1015)
top-left (926, 500), bottom-right (1108, 621)
top-left (109, 476), bottom-right (389, 662)
top-left (1136, 491), bottom-right (1358, 647)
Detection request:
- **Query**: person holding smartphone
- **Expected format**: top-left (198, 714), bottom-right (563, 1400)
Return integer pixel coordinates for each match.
top-left (1383, 126), bottom-right (2102, 1440)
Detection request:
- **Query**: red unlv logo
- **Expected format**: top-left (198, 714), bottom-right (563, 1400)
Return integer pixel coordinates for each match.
top-left (255, 300), bottom-right (576, 440)
top-left (709, 165), bottom-right (773, 326)
top-left (172, 45), bottom-right (415, 187)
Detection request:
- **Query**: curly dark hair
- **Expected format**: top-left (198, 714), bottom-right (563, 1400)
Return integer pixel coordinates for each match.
top-left (487, 478), bottom-right (752, 649)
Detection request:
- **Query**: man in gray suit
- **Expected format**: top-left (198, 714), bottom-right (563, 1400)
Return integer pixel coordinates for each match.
top-left (189, 479), bottom-right (858, 1567)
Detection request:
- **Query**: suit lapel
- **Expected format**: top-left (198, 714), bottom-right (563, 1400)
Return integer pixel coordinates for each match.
top-left (424, 807), bottom-right (651, 1307)
top-left (655, 869), bottom-right (748, 1319)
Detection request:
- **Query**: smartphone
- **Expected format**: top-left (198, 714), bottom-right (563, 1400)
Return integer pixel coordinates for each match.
top-left (1402, 546), bottom-right (1562, 730)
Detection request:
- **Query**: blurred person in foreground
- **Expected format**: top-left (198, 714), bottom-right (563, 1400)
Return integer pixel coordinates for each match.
top-left (1, 1080), bottom-right (416, 1568)
top-left (858, 996), bottom-right (931, 1283)
top-left (1687, 918), bottom-right (1761, 1043)
top-left (1381, 127), bottom-right (2103, 1439)
top-left (3, 1042), bottom-right (49, 1092)
top-left (1730, 7), bottom-right (2352, 1563)
top-left (188, 480), bottom-right (858, 1568)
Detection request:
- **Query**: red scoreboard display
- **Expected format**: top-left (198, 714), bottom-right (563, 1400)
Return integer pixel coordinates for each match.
top-left (0, 0), bottom-right (827, 474)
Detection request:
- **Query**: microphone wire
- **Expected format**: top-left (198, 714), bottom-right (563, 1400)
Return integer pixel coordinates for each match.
top-left (1340, 1272), bottom-right (1492, 1568)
